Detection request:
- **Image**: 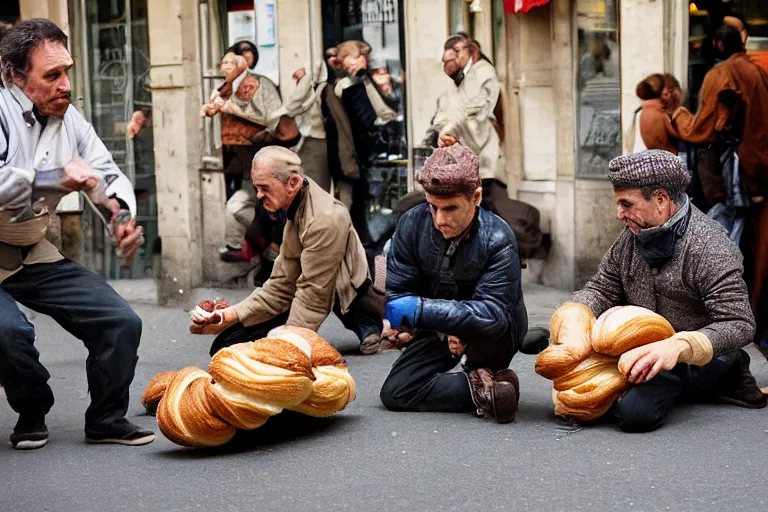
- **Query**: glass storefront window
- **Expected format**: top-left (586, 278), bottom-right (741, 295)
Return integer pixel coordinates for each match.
top-left (322, 0), bottom-right (408, 217)
top-left (71, 0), bottom-right (157, 279)
top-left (449, 0), bottom-right (470, 35)
top-left (575, 0), bottom-right (621, 179)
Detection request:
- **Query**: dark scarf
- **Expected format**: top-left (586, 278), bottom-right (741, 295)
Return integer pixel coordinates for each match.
top-left (633, 194), bottom-right (691, 269)
top-left (452, 70), bottom-right (465, 87)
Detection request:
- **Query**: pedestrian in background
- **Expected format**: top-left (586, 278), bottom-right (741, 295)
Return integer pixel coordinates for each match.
top-left (669, 25), bottom-right (768, 361)
top-left (336, 40), bottom-right (398, 245)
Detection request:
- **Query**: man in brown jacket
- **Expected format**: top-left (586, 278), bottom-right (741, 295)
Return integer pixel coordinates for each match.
top-left (669, 25), bottom-right (768, 360)
top-left (190, 146), bottom-right (383, 355)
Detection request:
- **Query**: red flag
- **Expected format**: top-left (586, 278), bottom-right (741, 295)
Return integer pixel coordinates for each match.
top-left (504, 0), bottom-right (551, 14)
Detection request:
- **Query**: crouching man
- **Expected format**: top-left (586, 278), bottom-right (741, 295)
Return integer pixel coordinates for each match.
top-left (191, 146), bottom-right (383, 355)
top-left (573, 150), bottom-right (766, 433)
top-left (380, 143), bottom-right (528, 423)
top-left (0, 20), bottom-right (152, 449)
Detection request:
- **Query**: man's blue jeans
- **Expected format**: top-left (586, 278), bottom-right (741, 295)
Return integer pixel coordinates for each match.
top-left (0, 259), bottom-right (142, 437)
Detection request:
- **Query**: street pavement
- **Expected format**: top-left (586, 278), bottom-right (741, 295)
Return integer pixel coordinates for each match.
top-left (1, 283), bottom-right (767, 512)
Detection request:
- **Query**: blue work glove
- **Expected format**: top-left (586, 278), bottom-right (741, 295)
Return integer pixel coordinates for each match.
top-left (385, 296), bottom-right (422, 330)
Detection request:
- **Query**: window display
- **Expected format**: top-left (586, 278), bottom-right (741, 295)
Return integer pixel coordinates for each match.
top-left (71, 0), bottom-right (157, 279)
top-left (575, 0), bottom-right (621, 179)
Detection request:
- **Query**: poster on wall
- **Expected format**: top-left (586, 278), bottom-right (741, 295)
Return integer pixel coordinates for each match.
top-left (227, 10), bottom-right (256, 46)
top-left (226, 1), bottom-right (279, 85)
top-left (256, 0), bottom-right (276, 47)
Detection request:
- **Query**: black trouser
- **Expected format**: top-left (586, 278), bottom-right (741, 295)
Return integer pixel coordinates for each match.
top-left (613, 351), bottom-right (742, 433)
top-left (379, 330), bottom-right (516, 413)
top-left (209, 295), bottom-right (382, 356)
top-left (0, 260), bottom-right (142, 436)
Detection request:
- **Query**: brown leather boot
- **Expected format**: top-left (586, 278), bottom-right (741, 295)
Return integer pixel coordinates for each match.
top-left (467, 368), bottom-right (519, 424)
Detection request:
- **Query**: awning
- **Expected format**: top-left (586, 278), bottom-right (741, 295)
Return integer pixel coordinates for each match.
top-left (504, 0), bottom-right (551, 14)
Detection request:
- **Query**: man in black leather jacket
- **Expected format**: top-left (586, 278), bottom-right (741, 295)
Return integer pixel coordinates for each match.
top-left (380, 142), bottom-right (528, 423)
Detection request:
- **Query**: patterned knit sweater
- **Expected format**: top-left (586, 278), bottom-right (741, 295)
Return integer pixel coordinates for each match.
top-left (572, 206), bottom-right (755, 356)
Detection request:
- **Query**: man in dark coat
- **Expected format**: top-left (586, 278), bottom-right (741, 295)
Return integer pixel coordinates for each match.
top-left (380, 143), bottom-right (528, 423)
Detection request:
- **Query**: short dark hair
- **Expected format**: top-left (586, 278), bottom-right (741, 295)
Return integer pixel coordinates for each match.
top-left (714, 25), bottom-right (746, 58)
top-left (0, 18), bottom-right (68, 85)
top-left (228, 40), bottom-right (259, 69)
top-left (640, 187), bottom-right (684, 204)
top-left (444, 33), bottom-right (470, 52)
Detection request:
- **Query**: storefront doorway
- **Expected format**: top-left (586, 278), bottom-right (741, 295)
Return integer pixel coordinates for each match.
top-left (68, 0), bottom-right (158, 279)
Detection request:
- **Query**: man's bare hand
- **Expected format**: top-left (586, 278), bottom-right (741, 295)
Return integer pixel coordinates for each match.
top-left (62, 158), bottom-right (100, 193)
top-left (127, 110), bottom-right (147, 139)
top-left (189, 306), bottom-right (239, 335)
top-left (381, 320), bottom-right (413, 348)
top-left (438, 134), bottom-right (457, 148)
top-left (112, 209), bottom-right (144, 265)
top-left (292, 67), bottom-right (307, 84)
top-left (618, 337), bottom-right (687, 385)
top-left (447, 335), bottom-right (466, 356)
top-left (200, 96), bottom-right (226, 117)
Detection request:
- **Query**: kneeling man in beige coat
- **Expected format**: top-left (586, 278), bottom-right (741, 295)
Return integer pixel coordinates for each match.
top-left (191, 146), bottom-right (383, 355)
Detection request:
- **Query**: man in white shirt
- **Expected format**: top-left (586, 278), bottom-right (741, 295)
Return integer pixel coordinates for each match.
top-left (0, 19), bottom-right (153, 450)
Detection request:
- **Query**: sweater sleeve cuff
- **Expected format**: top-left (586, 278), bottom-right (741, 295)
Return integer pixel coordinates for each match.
top-left (232, 301), bottom-right (251, 326)
top-left (675, 331), bottom-right (714, 366)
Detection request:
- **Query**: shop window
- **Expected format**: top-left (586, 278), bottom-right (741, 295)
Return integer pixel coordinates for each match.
top-left (226, 0), bottom-right (280, 85)
top-left (70, 0), bottom-right (157, 279)
top-left (322, 0), bottom-right (408, 216)
top-left (575, 0), bottom-right (621, 179)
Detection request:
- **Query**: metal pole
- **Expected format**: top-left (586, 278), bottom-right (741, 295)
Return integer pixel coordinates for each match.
top-left (125, 0), bottom-right (135, 184)
top-left (200, 1), bottom-right (213, 161)
top-left (79, 0), bottom-right (92, 121)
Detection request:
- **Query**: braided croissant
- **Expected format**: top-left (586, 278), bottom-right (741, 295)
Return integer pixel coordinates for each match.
top-left (536, 302), bottom-right (674, 421)
top-left (146, 327), bottom-right (356, 447)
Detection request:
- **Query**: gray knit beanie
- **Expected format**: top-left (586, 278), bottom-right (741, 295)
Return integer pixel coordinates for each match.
top-left (608, 150), bottom-right (691, 198)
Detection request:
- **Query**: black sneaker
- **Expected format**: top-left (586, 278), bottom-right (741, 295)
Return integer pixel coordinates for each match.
top-left (715, 350), bottom-right (768, 409)
top-left (10, 415), bottom-right (49, 450)
top-left (85, 423), bottom-right (155, 446)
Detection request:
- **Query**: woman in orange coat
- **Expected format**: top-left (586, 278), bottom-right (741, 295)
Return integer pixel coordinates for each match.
top-left (630, 73), bottom-right (682, 154)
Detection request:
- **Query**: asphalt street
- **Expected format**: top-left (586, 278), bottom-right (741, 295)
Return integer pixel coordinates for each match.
top-left (1, 283), bottom-right (767, 512)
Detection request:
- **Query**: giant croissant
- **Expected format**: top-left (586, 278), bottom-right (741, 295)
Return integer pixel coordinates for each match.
top-left (141, 326), bottom-right (356, 447)
top-left (535, 303), bottom-right (674, 421)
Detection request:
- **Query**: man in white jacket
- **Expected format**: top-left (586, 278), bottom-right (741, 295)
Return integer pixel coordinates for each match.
top-left (0, 19), bottom-right (153, 450)
top-left (425, 34), bottom-right (506, 185)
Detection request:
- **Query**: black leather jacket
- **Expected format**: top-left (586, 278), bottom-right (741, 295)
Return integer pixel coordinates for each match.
top-left (387, 204), bottom-right (528, 350)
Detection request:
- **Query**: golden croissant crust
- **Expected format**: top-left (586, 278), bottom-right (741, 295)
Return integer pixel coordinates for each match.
top-left (535, 302), bottom-right (595, 379)
top-left (145, 328), bottom-right (356, 447)
top-left (141, 371), bottom-right (176, 415)
top-left (156, 367), bottom-right (237, 448)
top-left (591, 306), bottom-right (674, 356)
top-left (536, 303), bottom-right (675, 421)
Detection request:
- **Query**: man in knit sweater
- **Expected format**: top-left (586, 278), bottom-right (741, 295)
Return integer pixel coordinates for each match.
top-left (572, 150), bottom-right (766, 432)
